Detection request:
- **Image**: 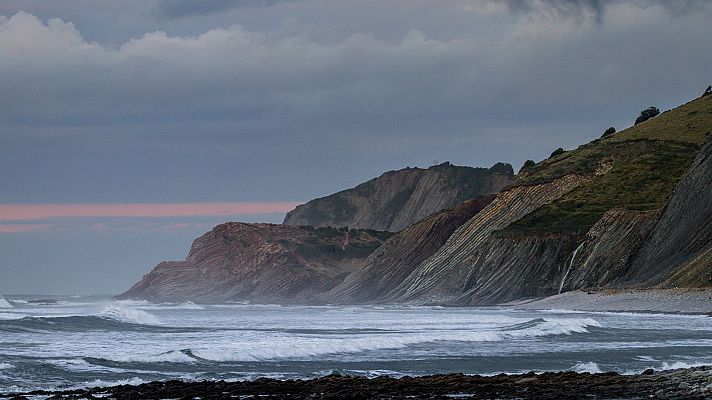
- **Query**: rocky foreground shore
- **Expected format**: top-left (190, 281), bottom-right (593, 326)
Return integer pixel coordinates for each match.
top-left (4, 366), bottom-right (712, 400)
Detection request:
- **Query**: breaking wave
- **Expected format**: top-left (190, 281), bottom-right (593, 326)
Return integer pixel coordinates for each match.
top-left (572, 362), bottom-right (602, 374)
top-left (0, 304), bottom-right (169, 333)
top-left (0, 298), bottom-right (12, 308)
top-left (98, 304), bottom-right (160, 325)
top-left (189, 317), bottom-right (602, 362)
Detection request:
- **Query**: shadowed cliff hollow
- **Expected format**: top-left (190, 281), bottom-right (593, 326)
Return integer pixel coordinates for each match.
top-left (118, 223), bottom-right (391, 303)
top-left (283, 162), bottom-right (514, 232)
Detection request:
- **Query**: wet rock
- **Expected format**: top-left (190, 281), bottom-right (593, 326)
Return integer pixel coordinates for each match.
top-left (6, 366), bottom-right (711, 400)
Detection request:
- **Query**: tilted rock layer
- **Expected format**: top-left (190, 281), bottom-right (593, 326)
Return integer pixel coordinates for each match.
top-left (283, 162), bottom-right (514, 232)
top-left (320, 194), bottom-right (497, 304)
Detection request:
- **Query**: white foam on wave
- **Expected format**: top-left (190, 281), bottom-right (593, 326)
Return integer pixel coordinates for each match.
top-left (46, 359), bottom-right (131, 374)
top-left (192, 317), bottom-right (602, 362)
top-left (0, 363), bottom-right (14, 370)
top-left (78, 377), bottom-right (146, 388)
top-left (0, 298), bottom-right (13, 308)
top-left (177, 301), bottom-right (204, 310)
top-left (572, 362), bottom-right (602, 374)
top-left (660, 361), bottom-right (711, 370)
top-left (0, 312), bottom-right (26, 320)
top-left (98, 304), bottom-right (160, 325)
top-left (104, 350), bottom-right (196, 364)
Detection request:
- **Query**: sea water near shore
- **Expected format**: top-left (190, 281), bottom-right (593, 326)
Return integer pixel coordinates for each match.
top-left (0, 295), bottom-right (711, 393)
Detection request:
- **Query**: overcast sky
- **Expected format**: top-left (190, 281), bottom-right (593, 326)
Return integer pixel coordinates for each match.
top-left (1, 0), bottom-right (711, 294)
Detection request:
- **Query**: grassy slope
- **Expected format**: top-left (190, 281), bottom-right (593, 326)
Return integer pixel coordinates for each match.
top-left (502, 94), bottom-right (712, 236)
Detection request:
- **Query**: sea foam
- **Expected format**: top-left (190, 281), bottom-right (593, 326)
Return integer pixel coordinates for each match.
top-left (0, 298), bottom-right (13, 308)
top-left (98, 304), bottom-right (159, 325)
top-left (191, 317), bottom-right (602, 362)
top-left (572, 362), bottom-right (602, 374)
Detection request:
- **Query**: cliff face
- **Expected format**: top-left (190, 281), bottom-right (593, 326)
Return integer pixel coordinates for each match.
top-left (562, 209), bottom-right (659, 291)
top-left (121, 94), bottom-right (712, 305)
top-left (625, 136), bottom-right (712, 287)
top-left (358, 94), bottom-right (712, 305)
top-left (119, 223), bottom-right (391, 303)
top-left (283, 162), bottom-right (514, 232)
top-left (383, 173), bottom-right (588, 304)
top-left (319, 194), bottom-right (496, 304)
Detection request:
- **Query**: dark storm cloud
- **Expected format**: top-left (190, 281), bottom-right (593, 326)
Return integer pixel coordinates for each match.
top-left (154, 0), bottom-right (302, 19)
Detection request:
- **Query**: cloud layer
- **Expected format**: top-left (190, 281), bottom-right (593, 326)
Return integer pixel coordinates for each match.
top-left (2, 2), bottom-right (711, 208)
top-left (1, 0), bottom-right (711, 294)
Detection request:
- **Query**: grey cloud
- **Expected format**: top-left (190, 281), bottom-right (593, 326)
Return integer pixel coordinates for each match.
top-left (154, 0), bottom-right (302, 20)
top-left (1, 3), bottom-right (711, 206)
top-left (502, 0), bottom-right (608, 24)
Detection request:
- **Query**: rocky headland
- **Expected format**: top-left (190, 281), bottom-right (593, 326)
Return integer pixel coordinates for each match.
top-left (120, 93), bottom-right (712, 307)
top-left (118, 223), bottom-right (391, 303)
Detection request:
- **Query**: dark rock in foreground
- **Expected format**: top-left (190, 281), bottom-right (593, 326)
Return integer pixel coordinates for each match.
top-left (5, 367), bottom-right (712, 399)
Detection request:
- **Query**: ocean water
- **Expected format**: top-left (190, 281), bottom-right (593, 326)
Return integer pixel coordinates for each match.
top-left (1, 295), bottom-right (711, 393)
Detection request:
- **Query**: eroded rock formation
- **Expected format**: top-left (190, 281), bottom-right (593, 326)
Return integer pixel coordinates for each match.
top-left (118, 223), bottom-right (391, 303)
top-left (320, 194), bottom-right (496, 304)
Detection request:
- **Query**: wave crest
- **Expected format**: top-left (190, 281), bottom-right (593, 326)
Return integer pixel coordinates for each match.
top-left (98, 304), bottom-right (160, 325)
top-left (190, 317), bottom-right (602, 362)
top-left (0, 298), bottom-right (12, 308)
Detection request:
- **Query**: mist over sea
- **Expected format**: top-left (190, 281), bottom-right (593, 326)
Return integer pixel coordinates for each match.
top-left (1, 295), bottom-right (711, 393)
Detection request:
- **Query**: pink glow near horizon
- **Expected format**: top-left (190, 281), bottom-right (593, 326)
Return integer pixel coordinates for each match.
top-left (0, 202), bottom-right (302, 222)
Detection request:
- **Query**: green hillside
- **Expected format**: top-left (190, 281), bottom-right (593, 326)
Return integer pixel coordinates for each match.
top-left (502, 94), bottom-right (712, 236)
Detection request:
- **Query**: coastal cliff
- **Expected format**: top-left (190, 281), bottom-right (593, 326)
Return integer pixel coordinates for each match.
top-left (319, 194), bottom-right (496, 304)
top-left (118, 223), bottom-right (391, 303)
top-left (383, 94), bottom-right (712, 305)
top-left (283, 162), bottom-right (514, 232)
top-left (625, 136), bottom-right (712, 287)
top-left (121, 93), bottom-right (712, 304)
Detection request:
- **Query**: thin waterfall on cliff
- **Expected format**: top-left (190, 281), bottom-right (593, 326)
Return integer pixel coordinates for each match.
top-left (559, 242), bottom-right (585, 294)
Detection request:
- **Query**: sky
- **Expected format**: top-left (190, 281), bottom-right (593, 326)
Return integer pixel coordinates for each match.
top-left (1, 0), bottom-right (711, 294)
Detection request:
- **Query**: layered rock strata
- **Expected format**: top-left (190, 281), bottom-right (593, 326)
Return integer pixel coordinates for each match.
top-left (283, 162), bottom-right (514, 232)
top-left (320, 195), bottom-right (496, 304)
top-left (119, 223), bottom-right (391, 303)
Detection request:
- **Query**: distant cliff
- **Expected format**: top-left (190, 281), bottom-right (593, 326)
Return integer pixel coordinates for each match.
top-left (283, 162), bottom-right (514, 232)
top-left (118, 223), bottom-right (391, 303)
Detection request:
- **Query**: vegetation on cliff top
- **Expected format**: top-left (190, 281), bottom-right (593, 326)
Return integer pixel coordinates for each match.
top-left (503, 94), bottom-right (712, 236)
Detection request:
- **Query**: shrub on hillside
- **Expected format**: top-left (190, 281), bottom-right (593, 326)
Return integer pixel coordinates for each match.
top-left (550, 148), bottom-right (566, 158)
top-left (602, 127), bottom-right (616, 137)
top-left (634, 107), bottom-right (660, 125)
top-left (519, 160), bottom-right (536, 174)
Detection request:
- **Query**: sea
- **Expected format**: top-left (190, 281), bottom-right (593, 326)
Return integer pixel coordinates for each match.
top-left (1, 294), bottom-right (711, 394)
